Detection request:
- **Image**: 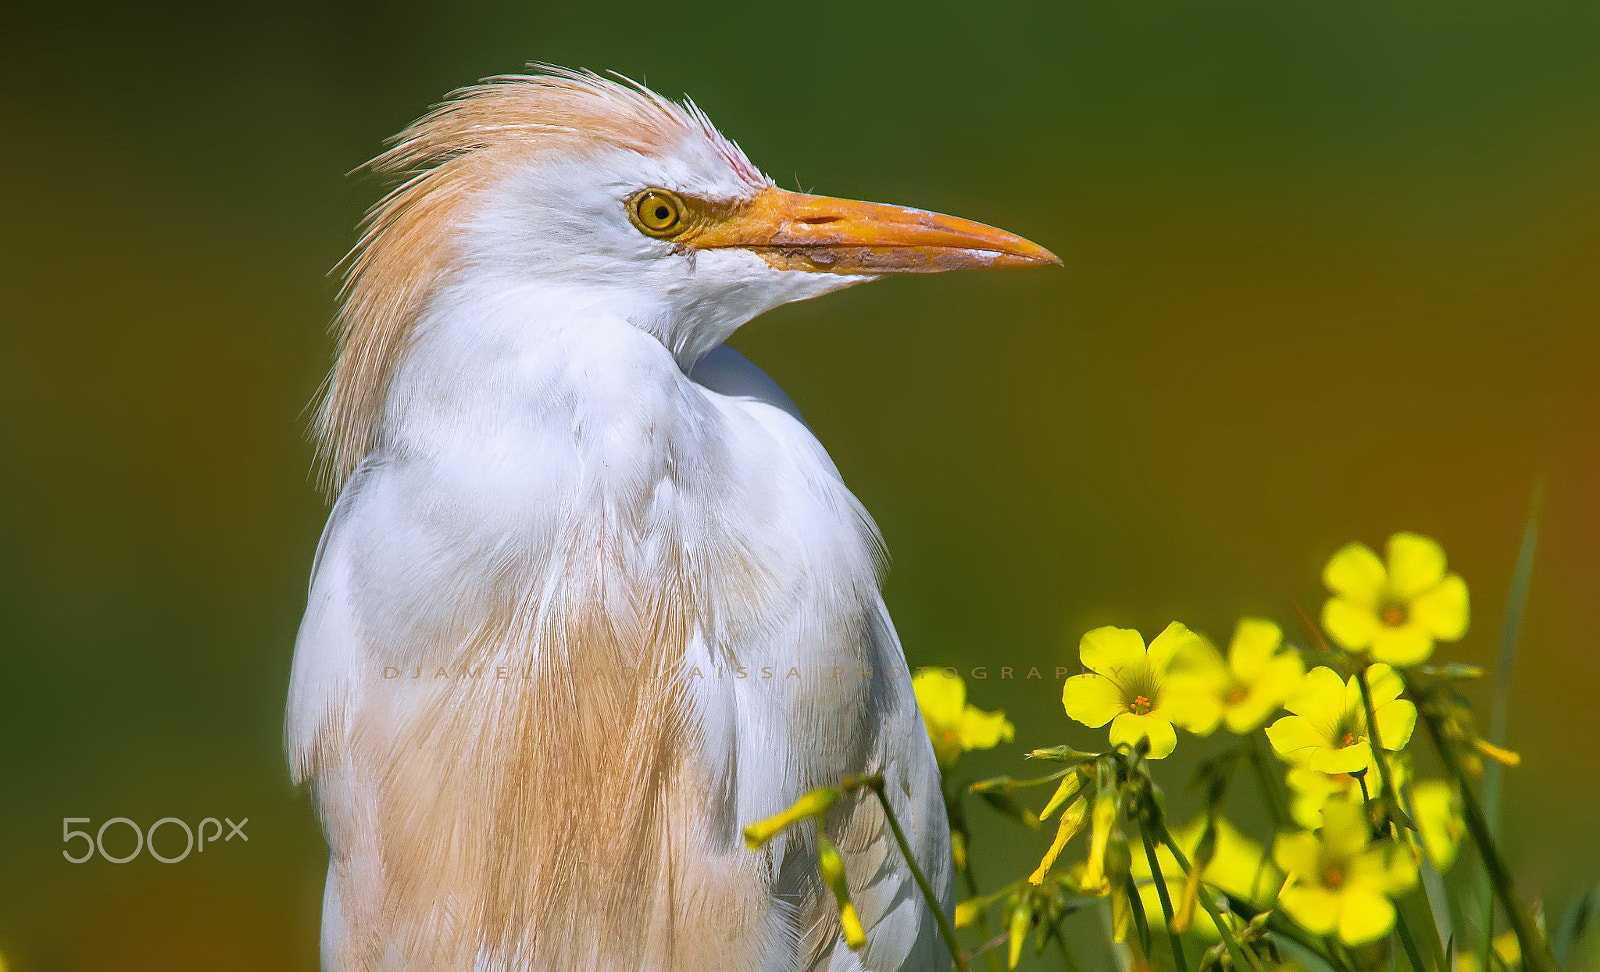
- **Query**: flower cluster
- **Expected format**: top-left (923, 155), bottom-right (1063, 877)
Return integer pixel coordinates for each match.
top-left (888, 530), bottom-right (1548, 972)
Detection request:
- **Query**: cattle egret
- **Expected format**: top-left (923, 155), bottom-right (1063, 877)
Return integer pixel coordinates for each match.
top-left (286, 67), bottom-right (1058, 972)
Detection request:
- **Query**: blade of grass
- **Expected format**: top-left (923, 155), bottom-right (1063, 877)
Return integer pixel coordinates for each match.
top-left (1396, 908), bottom-right (1431, 972)
top-left (1396, 887), bottom-right (1447, 972)
top-left (1485, 481), bottom-right (1542, 837)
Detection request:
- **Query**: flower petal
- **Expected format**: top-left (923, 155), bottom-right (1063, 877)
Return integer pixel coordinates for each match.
top-left (1336, 889), bottom-right (1396, 945)
top-left (1062, 674), bottom-right (1125, 728)
top-left (912, 669), bottom-right (965, 729)
top-left (1223, 689), bottom-right (1280, 735)
top-left (1079, 626), bottom-right (1147, 684)
top-left (1109, 712), bottom-right (1177, 759)
top-left (1370, 623), bottom-right (1434, 666)
top-left (1163, 682), bottom-right (1223, 736)
top-left (1226, 652), bottom-right (1310, 733)
top-left (1411, 573), bottom-right (1469, 641)
top-left (1321, 796), bottom-right (1371, 859)
top-left (1411, 780), bottom-right (1461, 871)
top-left (958, 706), bottom-right (1016, 752)
top-left (1323, 596), bottom-right (1380, 650)
top-left (1273, 831), bottom-right (1323, 879)
top-left (1381, 842), bottom-right (1420, 893)
top-left (1387, 533), bottom-right (1447, 602)
top-left (1373, 698), bottom-right (1417, 751)
top-left (1279, 884), bottom-right (1340, 936)
top-left (1286, 767), bottom-right (1342, 828)
top-left (1228, 617), bottom-right (1282, 680)
top-left (1286, 666), bottom-right (1348, 728)
top-left (1147, 621), bottom-right (1206, 675)
top-left (1311, 738), bottom-right (1373, 775)
top-left (1203, 819), bottom-right (1274, 903)
top-left (1365, 664), bottom-right (1405, 705)
top-left (1261, 653), bottom-right (1308, 702)
top-left (1266, 714), bottom-right (1326, 762)
top-left (1324, 542), bottom-right (1386, 608)
top-left (1340, 667), bottom-right (1364, 716)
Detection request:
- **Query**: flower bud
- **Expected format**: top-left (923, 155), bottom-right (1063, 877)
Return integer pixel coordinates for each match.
top-left (1029, 796), bottom-right (1088, 885)
top-left (1040, 773), bottom-right (1083, 821)
top-left (818, 836), bottom-right (865, 950)
top-left (1007, 898), bottom-right (1033, 969)
top-left (1080, 791), bottom-right (1118, 891)
top-left (742, 787), bottom-right (839, 849)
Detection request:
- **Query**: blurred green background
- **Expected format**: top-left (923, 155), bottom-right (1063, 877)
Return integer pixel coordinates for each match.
top-left (2, 1), bottom-right (1597, 969)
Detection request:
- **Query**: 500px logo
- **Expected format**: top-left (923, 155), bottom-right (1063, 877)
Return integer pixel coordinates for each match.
top-left (61, 816), bottom-right (248, 864)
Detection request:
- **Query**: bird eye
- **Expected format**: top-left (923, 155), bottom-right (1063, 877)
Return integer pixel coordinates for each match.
top-left (629, 189), bottom-right (686, 237)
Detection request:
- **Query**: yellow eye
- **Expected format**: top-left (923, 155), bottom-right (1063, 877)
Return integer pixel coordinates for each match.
top-left (630, 189), bottom-right (685, 237)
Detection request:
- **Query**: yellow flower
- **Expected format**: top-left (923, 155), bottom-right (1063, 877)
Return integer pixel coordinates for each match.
top-left (1267, 664), bottom-right (1416, 774)
top-left (1454, 930), bottom-right (1523, 972)
top-left (1273, 797), bottom-right (1418, 945)
top-left (913, 669), bottom-right (1015, 770)
top-left (1131, 815), bottom-right (1280, 938)
top-left (1286, 755), bottom-right (1409, 830)
top-left (1322, 533), bottom-right (1469, 666)
top-left (1215, 618), bottom-right (1307, 734)
top-left (1062, 623), bottom-right (1221, 759)
top-left (1409, 780), bottom-right (1464, 872)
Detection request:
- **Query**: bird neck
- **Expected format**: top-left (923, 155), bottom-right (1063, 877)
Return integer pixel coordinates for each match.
top-left (380, 278), bottom-right (709, 473)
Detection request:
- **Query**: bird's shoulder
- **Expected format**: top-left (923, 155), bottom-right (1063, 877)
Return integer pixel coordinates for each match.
top-left (688, 344), bottom-right (807, 428)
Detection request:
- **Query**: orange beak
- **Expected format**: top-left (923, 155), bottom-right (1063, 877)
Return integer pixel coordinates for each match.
top-left (689, 185), bottom-right (1060, 274)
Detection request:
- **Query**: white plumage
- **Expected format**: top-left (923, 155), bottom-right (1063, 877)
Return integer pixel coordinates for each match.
top-left (286, 68), bottom-right (1055, 971)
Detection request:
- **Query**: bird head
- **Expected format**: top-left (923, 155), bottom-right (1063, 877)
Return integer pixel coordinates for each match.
top-left (320, 68), bottom-right (1057, 483)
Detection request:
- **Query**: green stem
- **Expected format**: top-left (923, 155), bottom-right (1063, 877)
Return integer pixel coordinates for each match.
top-left (1415, 699), bottom-right (1556, 972)
top-left (1140, 824), bottom-right (1189, 972)
top-left (1247, 731), bottom-right (1291, 830)
top-left (1357, 668), bottom-right (1447, 972)
top-left (947, 784), bottom-right (1003, 972)
top-left (959, 844), bottom-right (1003, 972)
top-left (1330, 938), bottom-right (1365, 972)
top-left (1051, 922), bottom-right (1084, 972)
top-left (1124, 867), bottom-right (1155, 956)
top-left (1156, 823), bottom-right (1266, 972)
top-left (969, 767), bottom-right (1074, 797)
top-left (865, 777), bottom-right (971, 972)
top-left (1353, 667), bottom-right (1399, 831)
top-left (1263, 914), bottom-right (1349, 972)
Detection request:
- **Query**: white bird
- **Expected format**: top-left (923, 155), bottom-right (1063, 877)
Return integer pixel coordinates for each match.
top-left (286, 67), bottom-right (1058, 972)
